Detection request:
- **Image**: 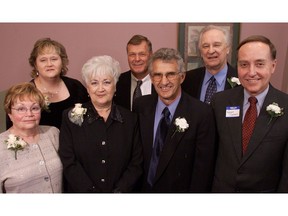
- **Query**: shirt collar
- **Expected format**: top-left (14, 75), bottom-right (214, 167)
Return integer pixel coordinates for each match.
top-left (156, 92), bottom-right (181, 119)
top-left (243, 85), bottom-right (269, 108)
top-left (85, 101), bottom-right (124, 124)
top-left (131, 72), bottom-right (150, 82)
top-left (204, 64), bottom-right (228, 86)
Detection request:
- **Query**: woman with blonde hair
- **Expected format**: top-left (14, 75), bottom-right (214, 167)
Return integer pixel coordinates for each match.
top-left (0, 82), bottom-right (62, 193)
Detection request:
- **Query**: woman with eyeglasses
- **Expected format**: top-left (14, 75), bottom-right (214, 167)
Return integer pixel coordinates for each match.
top-left (0, 82), bottom-right (62, 193)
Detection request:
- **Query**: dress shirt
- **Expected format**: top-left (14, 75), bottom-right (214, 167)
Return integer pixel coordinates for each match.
top-left (152, 93), bottom-right (181, 146)
top-left (242, 86), bottom-right (269, 122)
top-left (200, 64), bottom-right (228, 102)
top-left (130, 73), bottom-right (152, 109)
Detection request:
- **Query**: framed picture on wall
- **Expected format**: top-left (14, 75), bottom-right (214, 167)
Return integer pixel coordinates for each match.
top-left (178, 23), bottom-right (240, 71)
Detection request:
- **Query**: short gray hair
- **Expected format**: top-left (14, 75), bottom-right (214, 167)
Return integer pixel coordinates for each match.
top-left (81, 55), bottom-right (121, 86)
top-left (148, 48), bottom-right (186, 74)
top-left (198, 25), bottom-right (231, 48)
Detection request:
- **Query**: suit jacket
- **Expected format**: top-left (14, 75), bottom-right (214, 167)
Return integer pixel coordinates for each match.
top-left (181, 63), bottom-right (237, 99)
top-left (211, 85), bottom-right (288, 192)
top-left (114, 70), bottom-right (156, 110)
top-left (133, 91), bottom-right (217, 192)
top-left (59, 101), bottom-right (143, 192)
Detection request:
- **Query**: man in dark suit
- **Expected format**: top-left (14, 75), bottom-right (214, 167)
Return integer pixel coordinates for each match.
top-left (211, 35), bottom-right (288, 192)
top-left (114, 34), bottom-right (156, 110)
top-left (134, 48), bottom-right (216, 192)
top-left (182, 25), bottom-right (238, 104)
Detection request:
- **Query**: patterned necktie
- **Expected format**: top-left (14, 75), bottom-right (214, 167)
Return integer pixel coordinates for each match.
top-left (204, 76), bottom-right (217, 104)
top-left (133, 80), bottom-right (143, 103)
top-left (242, 97), bottom-right (258, 155)
top-left (147, 107), bottom-right (171, 186)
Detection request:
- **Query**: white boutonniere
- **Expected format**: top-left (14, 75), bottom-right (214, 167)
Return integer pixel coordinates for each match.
top-left (172, 117), bottom-right (189, 137)
top-left (227, 77), bottom-right (241, 88)
top-left (69, 103), bottom-right (87, 126)
top-left (43, 95), bottom-right (51, 112)
top-left (266, 102), bottom-right (284, 124)
top-left (5, 134), bottom-right (28, 160)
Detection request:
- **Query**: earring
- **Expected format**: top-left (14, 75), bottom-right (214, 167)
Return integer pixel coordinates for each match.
top-left (36, 71), bottom-right (39, 76)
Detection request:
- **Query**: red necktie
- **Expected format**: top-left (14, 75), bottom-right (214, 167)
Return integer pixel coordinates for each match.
top-left (242, 97), bottom-right (258, 154)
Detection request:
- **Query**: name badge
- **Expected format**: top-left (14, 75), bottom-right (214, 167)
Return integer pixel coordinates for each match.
top-left (226, 106), bottom-right (240, 117)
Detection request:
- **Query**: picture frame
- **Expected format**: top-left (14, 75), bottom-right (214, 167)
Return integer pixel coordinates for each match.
top-left (178, 23), bottom-right (240, 71)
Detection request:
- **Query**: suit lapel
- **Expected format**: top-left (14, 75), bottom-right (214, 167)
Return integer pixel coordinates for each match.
top-left (140, 96), bottom-right (157, 167)
top-left (224, 64), bottom-right (238, 90)
top-left (226, 87), bottom-right (244, 161)
top-left (241, 86), bottom-right (281, 163)
top-left (153, 93), bottom-right (188, 183)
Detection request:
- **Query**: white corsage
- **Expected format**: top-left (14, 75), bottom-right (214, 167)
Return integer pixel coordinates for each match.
top-left (43, 95), bottom-right (51, 112)
top-left (172, 117), bottom-right (189, 137)
top-left (227, 77), bottom-right (241, 88)
top-left (5, 134), bottom-right (28, 160)
top-left (266, 102), bottom-right (284, 124)
top-left (69, 103), bottom-right (87, 126)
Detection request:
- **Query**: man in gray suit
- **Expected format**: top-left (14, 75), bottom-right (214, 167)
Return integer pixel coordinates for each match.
top-left (212, 35), bottom-right (288, 192)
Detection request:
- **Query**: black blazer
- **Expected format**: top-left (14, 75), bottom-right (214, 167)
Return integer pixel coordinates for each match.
top-left (133, 91), bottom-right (217, 192)
top-left (114, 70), bottom-right (156, 110)
top-left (181, 63), bottom-right (237, 99)
top-left (211, 85), bottom-right (288, 192)
top-left (59, 101), bottom-right (143, 192)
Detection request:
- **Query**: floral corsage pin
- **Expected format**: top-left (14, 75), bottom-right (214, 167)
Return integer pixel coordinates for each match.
top-left (172, 117), bottom-right (189, 137)
top-left (227, 77), bottom-right (241, 88)
top-left (5, 134), bottom-right (28, 160)
top-left (69, 103), bottom-right (87, 126)
top-left (266, 102), bottom-right (284, 124)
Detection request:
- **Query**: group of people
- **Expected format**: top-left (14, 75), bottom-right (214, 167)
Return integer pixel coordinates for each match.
top-left (1, 24), bottom-right (288, 193)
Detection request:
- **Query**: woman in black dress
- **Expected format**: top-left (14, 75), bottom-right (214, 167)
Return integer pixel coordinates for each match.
top-left (6, 38), bottom-right (89, 129)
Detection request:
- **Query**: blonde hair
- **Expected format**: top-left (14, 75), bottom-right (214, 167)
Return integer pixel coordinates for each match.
top-left (29, 38), bottom-right (69, 78)
top-left (4, 82), bottom-right (46, 114)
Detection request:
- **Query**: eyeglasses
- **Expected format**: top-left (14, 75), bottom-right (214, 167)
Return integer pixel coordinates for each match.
top-left (150, 72), bottom-right (180, 82)
top-left (11, 106), bottom-right (41, 114)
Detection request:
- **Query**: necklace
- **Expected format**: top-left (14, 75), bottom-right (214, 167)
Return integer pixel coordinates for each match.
top-left (42, 87), bottom-right (59, 99)
top-left (36, 78), bottom-right (62, 100)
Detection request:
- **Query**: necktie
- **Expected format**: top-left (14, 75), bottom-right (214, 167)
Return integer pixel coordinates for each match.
top-left (204, 76), bottom-right (217, 104)
top-left (242, 97), bottom-right (258, 154)
top-left (133, 80), bottom-right (143, 103)
top-left (147, 107), bottom-right (171, 186)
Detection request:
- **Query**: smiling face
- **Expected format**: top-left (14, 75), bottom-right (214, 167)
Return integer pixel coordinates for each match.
top-left (86, 74), bottom-right (116, 109)
top-left (199, 29), bottom-right (230, 74)
top-left (150, 59), bottom-right (185, 106)
top-left (35, 47), bottom-right (63, 79)
top-left (8, 98), bottom-right (41, 131)
top-left (237, 41), bottom-right (276, 96)
top-left (127, 41), bottom-right (152, 79)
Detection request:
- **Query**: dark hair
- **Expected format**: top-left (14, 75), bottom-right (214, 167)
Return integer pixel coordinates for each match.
top-left (237, 35), bottom-right (277, 60)
top-left (29, 38), bottom-right (69, 78)
top-left (126, 34), bottom-right (153, 53)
